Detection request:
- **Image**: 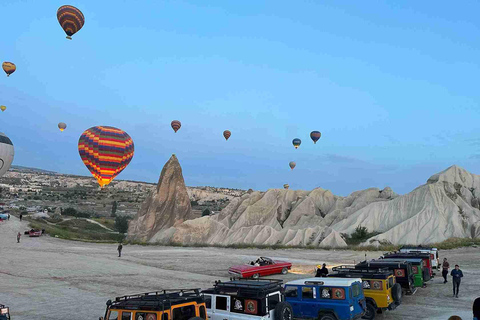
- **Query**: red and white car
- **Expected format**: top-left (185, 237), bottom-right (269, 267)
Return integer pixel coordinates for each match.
top-left (228, 257), bottom-right (292, 279)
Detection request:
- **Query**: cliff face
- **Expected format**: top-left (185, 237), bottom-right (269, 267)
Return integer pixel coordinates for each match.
top-left (127, 154), bottom-right (193, 242)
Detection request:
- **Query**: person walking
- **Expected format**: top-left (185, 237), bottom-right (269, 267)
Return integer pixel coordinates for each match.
top-left (451, 264), bottom-right (463, 298)
top-left (19, 214), bottom-right (22, 221)
top-left (17, 232), bottom-right (21, 243)
top-left (473, 297), bottom-right (480, 320)
top-left (7, 214), bottom-right (10, 220)
top-left (117, 243), bottom-right (123, 257)
top-left (442, 258), bottom-right (450, 283)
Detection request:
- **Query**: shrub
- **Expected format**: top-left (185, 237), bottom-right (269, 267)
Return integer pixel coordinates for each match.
top-left (114, 215), bottom-right (130, 234)
top-left (202, 208), bottom-right (211, 216)
top-left (342, 225), bottom-right (381, 245)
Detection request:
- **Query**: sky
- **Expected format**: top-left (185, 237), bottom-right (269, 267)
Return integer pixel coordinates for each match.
top-left (2, 1), bottom-right (480, 196)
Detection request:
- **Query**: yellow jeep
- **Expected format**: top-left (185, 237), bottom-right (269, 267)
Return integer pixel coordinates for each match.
top-left (328, 266), bottom-right (402, 320)
top-left (103, 289), bottom-right (208, 320)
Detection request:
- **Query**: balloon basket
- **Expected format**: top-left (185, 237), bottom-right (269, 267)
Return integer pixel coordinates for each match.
top-left (66, 36), bottom-right (72, 40)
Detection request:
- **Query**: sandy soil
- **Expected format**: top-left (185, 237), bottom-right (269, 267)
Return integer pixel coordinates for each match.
top-left (0, 216), bottom-right (478, 320)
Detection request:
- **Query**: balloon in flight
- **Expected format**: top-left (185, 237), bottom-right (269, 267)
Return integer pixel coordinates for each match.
top-left (283, 184), bottom-right (289, 189)
top-left (292, 138), bottom-right (301, 149)
top-left (0, 106), bottom-right (6, 112)
top-left (310, 131), bottom-right (321, 144)
top-left (58, 122), bottom-right (67, 132)
top-left (2, 62), bottom-right (16, 77)
top-left (223, 130), bottom-right (231, 141)
top-left (171, 120), bottom-right (181, 133)
top-left (0, 132), bottom-right (14, 178)
top-left (78, 126), bottom-right (134, 188)
top-left (57, 5), bottom-right (85, 40)
top-left (289, 161), bottom-right (296, 170)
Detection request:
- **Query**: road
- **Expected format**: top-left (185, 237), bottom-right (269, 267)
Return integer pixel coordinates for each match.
top-left (0, 216), bottom-right (477, 319)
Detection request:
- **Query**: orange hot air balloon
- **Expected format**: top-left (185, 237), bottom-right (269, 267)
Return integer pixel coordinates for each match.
top-left (2, 62), bottom-right (16, 77)
top-left (58, 122), bottom-right (67, 132)
top-left (0, 106), bottom-right (6, 112)
top-left (223, 130), bottom-right (231, 141)
top-left (57, 5), bottom-right (85, 40)
top-left (171, 120), bottom-right (181, 133)
top-left (78, 126), bottom-right (134, 188)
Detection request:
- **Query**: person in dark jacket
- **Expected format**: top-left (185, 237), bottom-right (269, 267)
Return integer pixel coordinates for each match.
top-left (473, 297), bottom-right (480, 320)
top-left (117, 243), bottom-right (123, 257)
top-left (17, 232), bottom-right (21, 243)
top-left (442, 258), bottom-right (450, 283)
top-left (320, 263), bottom-right (329, 277)
top-left (19, 214), bottom-right (22, 221)
top-left (450, 264), bottom-right (463, 298)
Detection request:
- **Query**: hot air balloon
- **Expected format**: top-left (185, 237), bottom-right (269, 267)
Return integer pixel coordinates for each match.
top-left (283, 184), bottom-right (289, 189)
top-left (0, 132), bottom-right (14, 178)
top-left (58, 122), bottom-right (67, 132)
top-left (310, 131), bottom-right (321, 144)
top-left (78, 126), bottom-right (134, 188)
top-left (171, 120), bottom-right (181, 133)
top-left (289, 161), bottom-right (296, 170)
top-left (0, 106), bottom-right (6, 112)
top-left (57, 5), bottom-right (85, 40)
top-left (2, 62), bottom-right (16, 77)
top-left (223, 130), bottom-right (231, 141)
top-left (292, 138), bottom-right (301, 149)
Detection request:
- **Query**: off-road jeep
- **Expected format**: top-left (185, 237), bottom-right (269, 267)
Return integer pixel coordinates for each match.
top-left (399, 246), bottom-right (439, 271)
top-left (327, 266), bottom-right (402, 320)
top-left (0, 305), bottom-right (10, 320)
top-left (202, 278), bottom-right (292, 320)
top-left (284, 277), bottom-right (366, 320)
top-left (381, 257), bottom-right (426, 288)
top-left (383, 251), bottom-right (433, 280)
top-left (103, 289), bottom-right (208, 320)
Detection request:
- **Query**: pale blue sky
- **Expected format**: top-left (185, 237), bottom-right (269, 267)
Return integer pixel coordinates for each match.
top-left (1, 1), bottom-right (480, 195)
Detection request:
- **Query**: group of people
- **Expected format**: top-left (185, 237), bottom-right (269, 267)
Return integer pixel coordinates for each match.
top-left (441, 258), bottom-right (464, 298)
top-left (315, 263), bottom-right (329, 277)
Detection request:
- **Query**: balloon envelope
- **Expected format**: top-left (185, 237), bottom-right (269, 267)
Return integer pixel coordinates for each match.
top-left (58, 122), bottom-right (67, 131)
top-left (292, 138), bottom-right (301, 149)
top-left (283, 184), bottom-right (289, 189)
top-left (0, 132), bottom-right (14, 177)
top-left (57, 5), bottom-right (85, 39)
top-left (289, 161), bottom-right (296, 170)
top-left (2, 62), bottom-right (16, 77)
top-left (78, 126), bottom-right (134, 188)
top-left (171, 120), bottom-right (181, 133)
top-left (0, 106), bottom-right (6, 112)
top-left (223, 130), bottom-right (231, 140)
top-left (310, 131), bottom-right (321, 144)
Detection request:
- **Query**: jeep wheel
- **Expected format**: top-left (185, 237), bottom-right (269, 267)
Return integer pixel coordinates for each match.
top-left (362, 302), bottom-right (376, 320)
top-left (319, 314), bottom-right (336, 320)
top-left (281, 267), bottom-right (288, 275)
top-left (391, 283), bottom-right (402, 305)
top-left (274, 301), bottom-right (293, 320)
top-left (252, 273), bottom-right (260, 279)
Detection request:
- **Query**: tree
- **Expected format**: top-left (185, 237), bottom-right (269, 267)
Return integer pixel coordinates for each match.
top-left (202, 208), bottom-right (211, 216)
top-left (63, 207), bottom-right (78, 217)
top-left (115, 215), bottom-right (129, 234)
top-left (111, 201), bottom-right (118, 217)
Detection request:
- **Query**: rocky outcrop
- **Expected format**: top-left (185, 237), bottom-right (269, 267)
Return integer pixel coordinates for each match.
top-left (127, 154), bottom-right (193, 242)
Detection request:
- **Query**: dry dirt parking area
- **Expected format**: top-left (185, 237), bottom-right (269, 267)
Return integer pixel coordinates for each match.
top-left (1, 217), bottom-right (478, 320)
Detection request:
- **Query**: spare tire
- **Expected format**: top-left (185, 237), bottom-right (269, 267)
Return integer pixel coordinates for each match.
top-left (391, 283), bottom-right (402, 305)
top-left (274, 301), bottom-right (293, 320)
top-left (422, 268), bottom-right (430, 282)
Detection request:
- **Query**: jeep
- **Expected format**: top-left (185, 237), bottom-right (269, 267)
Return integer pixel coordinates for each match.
top-left (382, 252), bottom-right (432, 281)
top-left (202, 278), bottom-right (292, 320)
top-left (399, 246), bottom-right (439, 271)
top-left (381, 257), bottom-right (426, 288)
top-left (103, 289), bottom-right (208, 320)
top-left (355, 260), bottom-right (416, 295)
top-left (284, 277), bottom-right (366, 320)
top-left (0, 305), bottom-right (10, 320)
top-left (327, 266), bottom-right (402, 320)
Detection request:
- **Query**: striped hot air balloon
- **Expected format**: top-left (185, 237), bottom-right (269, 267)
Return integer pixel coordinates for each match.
top-left (0, 132), bottom-right (14, 178)
top-left (289, 161), bottom-right (296, 170)
top-left (171, 120), bottom-right (181, 133)
top-left (78, 126), bottom-right (134, 188)
top-left (223, 130), bottom-right (231, 141)
top-left (310, 131), bottom-right (321, 144)
top-left (57, 5), bottom-right (85, 40)
top-left (58, 122), bottom-right (67, 132)
top-left (2, 62), bottom-right (16, 77)
top-left (292, 138), bottom-right (301, 149)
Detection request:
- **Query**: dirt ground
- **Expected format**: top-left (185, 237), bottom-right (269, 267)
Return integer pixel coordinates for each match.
top-left (0, 216), bottom-right (478, 320)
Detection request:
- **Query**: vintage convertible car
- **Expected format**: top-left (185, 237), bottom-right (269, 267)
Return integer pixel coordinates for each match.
top-left (28, 229), bottom-right (43, 237)
top-left (228, 257), bottom-right (292, 279)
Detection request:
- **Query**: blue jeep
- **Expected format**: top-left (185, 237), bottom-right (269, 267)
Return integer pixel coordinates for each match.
top-left (284, 278), bottom-right (366, 320)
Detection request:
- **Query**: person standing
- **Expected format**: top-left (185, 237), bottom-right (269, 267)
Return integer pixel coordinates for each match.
top-left (451, 264), bottom-right (463, 298)
top-left (7, 214), bottom-right (10, 220)
top-left (19, 214), bottom-right (22, 221)
top-left (117, 243), bottom-right (123, 257)
top-left (473, 297), bottom-right (480, 320)
top-left (442, 258), bottom-right (450, 283)
top-left (320, 263), bottom-right (329, 277)
top-left (17, 232), bottom-right (21, 243)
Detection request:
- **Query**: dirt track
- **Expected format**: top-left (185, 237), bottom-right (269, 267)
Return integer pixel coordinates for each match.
top-left (0, 216), bottom-right (478, 320)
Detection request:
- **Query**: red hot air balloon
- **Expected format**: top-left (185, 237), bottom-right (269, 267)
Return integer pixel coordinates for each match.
top-left (289, 161), bottom-right (296, 170)
top-left (171, 120), bottom-right (181, 133)
top-left (78, 126), bottom-right (134, 188)
top-left (223, 130), bottom-right (231, 141)
top-left (57, 5), bottom-right (85, 40)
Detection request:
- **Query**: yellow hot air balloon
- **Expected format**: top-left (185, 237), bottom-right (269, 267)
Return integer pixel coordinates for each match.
top-left (0, 106), bottom-right (6, 112)
top-left (2, 62), bottom-right (16, 77)
top-left (58, 122), bottom-right (67, 132)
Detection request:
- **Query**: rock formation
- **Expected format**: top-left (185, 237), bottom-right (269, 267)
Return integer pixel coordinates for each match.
top-left (127, 154), bottom-right (193, 242)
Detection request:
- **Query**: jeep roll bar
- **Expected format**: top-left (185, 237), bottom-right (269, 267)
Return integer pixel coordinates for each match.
top-left (113, 289), bottom-right (202, 303)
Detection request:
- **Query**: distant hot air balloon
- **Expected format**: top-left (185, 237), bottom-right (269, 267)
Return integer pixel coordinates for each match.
top-left (223, 130), bottom-right (231, 141)
top-left (283, 184), bottom-right (289, 189)
top-left (0, 106), bottom-right (6, 112)
top-left (289, 161), bottom-right (296, 170)
top-left (58, 122), bottom-right (67, 132)
top-left (310, 131), bottom-right (321, 144)
top-left (171, 120), bottom-right (181, 133)
top-left (78, 126), bottom-right (134, 188)
top-left (2, 62), bottom-right (16, 77)
top-left (292, 138), bottom-right (301, 149)
top-left (0, 132), bottom-right (14, 178)
top-left (57, 5), bottom-right (85, 40)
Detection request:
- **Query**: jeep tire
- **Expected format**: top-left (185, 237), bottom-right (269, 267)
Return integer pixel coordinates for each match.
top-left (422, 268), bottom-right (430, 282)
top-left (319, 314), bottom-right (336, 320)
top-left (252, 273), bottom-right (260, 279)
top-left (391, 283), bottom-right (402, 305)
top-left (362, 302), bottom-right (376, 320)
top-left (274, 301), bottom-right (293, 320)
top-left (281, 267), bottom-right (288, 275)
